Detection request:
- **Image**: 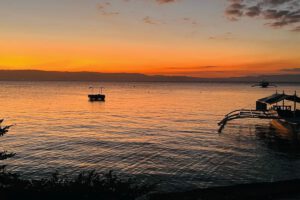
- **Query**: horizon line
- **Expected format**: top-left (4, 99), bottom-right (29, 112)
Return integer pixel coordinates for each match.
top-left (1, 69), bottom-right (299, 80)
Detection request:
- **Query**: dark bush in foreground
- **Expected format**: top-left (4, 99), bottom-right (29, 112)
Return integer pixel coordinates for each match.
top-left (0, 120), bottom-right (15, 171)
top-left (0, 170), bottom-right (155, 200)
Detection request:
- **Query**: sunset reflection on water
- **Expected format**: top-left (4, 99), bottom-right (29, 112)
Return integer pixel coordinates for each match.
top-left (1, 82), bottom-right (300, 191)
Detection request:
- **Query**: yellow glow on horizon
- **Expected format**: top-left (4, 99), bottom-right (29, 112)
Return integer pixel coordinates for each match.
top-left (1, 34), bottom-right (300, 78)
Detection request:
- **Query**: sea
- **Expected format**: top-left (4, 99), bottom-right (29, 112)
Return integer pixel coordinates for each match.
top-left (1, 81), bottom-right (300, 191)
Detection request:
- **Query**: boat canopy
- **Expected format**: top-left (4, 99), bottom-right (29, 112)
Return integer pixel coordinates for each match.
top-left (257, 93), bottom-right (300, 105)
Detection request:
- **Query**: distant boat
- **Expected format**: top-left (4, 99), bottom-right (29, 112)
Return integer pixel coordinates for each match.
top-left (252, 80), bottom-right (277, 88)
top-left (218, 91), bottom-right (300, 133)
top-left (88, 87), bottom-right (105, 102)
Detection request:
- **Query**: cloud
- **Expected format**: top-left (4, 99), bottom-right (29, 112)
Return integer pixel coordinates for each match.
top-left (225, 1), bottom-right (245, 21)
top-left (163, 66), bottom-right (219, 70)
top-left (225, 0), bottom-right (300, 31)
top-left (96, 0), bottom-right (198, 31)
top-left (209, 32), bottom-right (234, 40)
top-left (97, 2), bottom-right (120, 16)
top-left (245, 5), bottom-right (261, 17)
top-left (156, 69), bottom-right (251, 78)
top-left (181, 17), bottom-right (199, 25)
top-left (280, 68), bottom-right (300, 72)
top-left (143, 16), bottom-right (163, 25)
top-left (122, 0), bottom-right (178, 4)
top-left (155, 0), bottom-right (177, 3)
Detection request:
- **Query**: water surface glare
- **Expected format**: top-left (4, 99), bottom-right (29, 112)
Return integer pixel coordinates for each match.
top-left (1, 82), bottom-right (300, 191)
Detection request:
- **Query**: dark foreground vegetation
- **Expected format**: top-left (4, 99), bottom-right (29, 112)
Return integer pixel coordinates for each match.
top-left (2, 172), bottom-right (300, 200)
top-left (0, 170), bottom-right (154, 200)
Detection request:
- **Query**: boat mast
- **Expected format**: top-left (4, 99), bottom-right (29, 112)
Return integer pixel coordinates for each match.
top-left (89, 86), bottom-right (94, 94)
top-left (276, 90), bottom-right (278, 106)
top-left (282, 90), bottom-right (285, 108)
top-left (294, 91), bottom-right (297, 118)
top-left (99, 87), bottom-right (103, 94)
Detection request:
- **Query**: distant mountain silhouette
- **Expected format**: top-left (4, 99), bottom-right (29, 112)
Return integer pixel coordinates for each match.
top-left (0, 70), bottom-right (300, 83)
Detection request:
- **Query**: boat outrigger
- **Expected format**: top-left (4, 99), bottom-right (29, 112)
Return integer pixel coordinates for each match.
top-left (88, 87), bottom-right (105, 102)
top-left (218, 91), bottom-right (300, 133)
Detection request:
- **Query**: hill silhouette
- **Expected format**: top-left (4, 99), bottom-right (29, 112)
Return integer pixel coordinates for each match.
top-left (0, 70), bottom-right (300, 83)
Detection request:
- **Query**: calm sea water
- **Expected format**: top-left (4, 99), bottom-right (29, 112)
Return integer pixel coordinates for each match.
top-left (1, 81), bottom-right (300, 191)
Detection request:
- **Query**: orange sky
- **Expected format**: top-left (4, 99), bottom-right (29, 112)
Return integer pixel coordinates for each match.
top-left (1, 0), bottom-right (300, 77)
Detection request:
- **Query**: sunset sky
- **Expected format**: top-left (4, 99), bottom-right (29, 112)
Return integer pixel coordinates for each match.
top-left (0, 0), bottom-right (300, 77)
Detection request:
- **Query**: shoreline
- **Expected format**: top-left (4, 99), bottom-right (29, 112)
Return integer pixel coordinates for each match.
top-left (2, 176), bottom-right (300, 199)
top-left (149, 179), bottom-right (300, 200)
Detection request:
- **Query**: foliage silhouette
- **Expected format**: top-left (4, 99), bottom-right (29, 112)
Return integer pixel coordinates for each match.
top-left (0, 170), bottom-right (155, 200)
top-left (0, 120), bottom-right (15, 171)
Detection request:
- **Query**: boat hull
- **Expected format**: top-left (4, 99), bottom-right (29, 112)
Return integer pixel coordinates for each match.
top-left (88, 94), bottom-right (105, 102)
top-left (271, 119), bottom-right (300, 134)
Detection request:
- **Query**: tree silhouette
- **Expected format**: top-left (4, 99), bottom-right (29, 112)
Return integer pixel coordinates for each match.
top-left (0, 119), bottom-right (15, 171)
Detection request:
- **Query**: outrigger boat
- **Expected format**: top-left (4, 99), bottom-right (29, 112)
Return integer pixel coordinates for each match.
top-left (218, 91), bottom-right (300, 133)
top-left (251, 80), bottom-right (277, 88)
top-left (88, 87), bottom-right (105, 102)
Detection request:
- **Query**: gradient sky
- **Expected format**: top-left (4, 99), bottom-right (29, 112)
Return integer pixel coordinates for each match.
top-left (1, 0), bottom-right (300, 77)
